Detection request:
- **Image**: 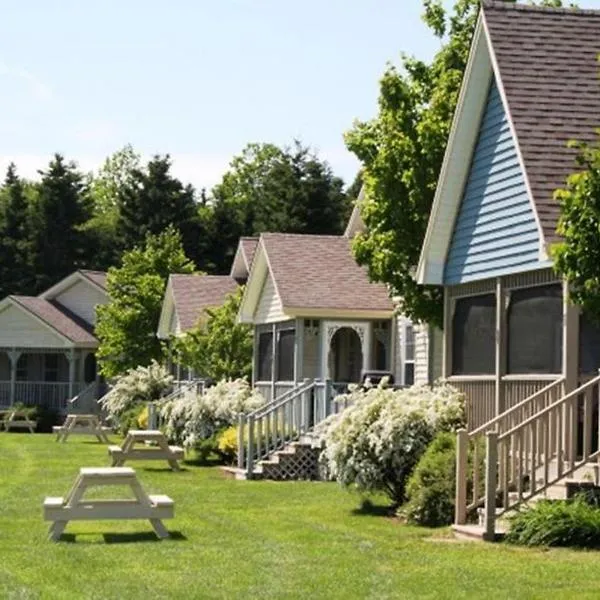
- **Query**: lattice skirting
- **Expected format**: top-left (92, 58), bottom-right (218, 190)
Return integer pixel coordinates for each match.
top-left (261, 444), bottom-right (321, 481)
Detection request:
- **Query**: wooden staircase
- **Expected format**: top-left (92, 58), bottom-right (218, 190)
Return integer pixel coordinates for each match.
top-left (454, 374), bottom-right (600, 540)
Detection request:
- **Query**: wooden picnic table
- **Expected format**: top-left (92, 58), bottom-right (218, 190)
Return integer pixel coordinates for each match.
top-left (53, 414), bottom-right (111, 443)
top-left (43, 466), bottom-right (174, 541)
top-left (109, 430), bottom-right (184, 471)
top-left (1, 409), bottom-right (36, 433)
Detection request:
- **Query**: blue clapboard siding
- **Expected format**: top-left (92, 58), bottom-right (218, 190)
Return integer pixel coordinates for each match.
top-left (444, 80), bottom-right (546, 285)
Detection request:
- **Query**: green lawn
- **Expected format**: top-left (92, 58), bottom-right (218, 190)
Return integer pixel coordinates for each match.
top-left (2, 436), bottom-right (600, 600)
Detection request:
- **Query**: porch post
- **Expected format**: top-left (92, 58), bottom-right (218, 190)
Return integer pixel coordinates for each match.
top-left (320, 321), bottom-right (328, 380)
top-left (271, 323), bottom-right (277, 399)
top-left (443, 288), bottom-right (453, 379)
top-left (8, 349), bottom-right (21, 407)
top-left (252, 326), bottom-right (258, 386)
top-left (362, 322), bottom-right (372, 374)
top-left (67, 349), bottom-right (76, 399)
top-left (563, 279), bottom-right (579, 393)
top-left (390, 315), bottom-right (397, 376)
top-left (495, 277), bottom-right (507, 416)
top-left (294, 318), bottom-right (304, 383)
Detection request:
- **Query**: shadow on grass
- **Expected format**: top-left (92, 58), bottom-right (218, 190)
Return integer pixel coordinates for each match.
top-left (59, 531), bottom-right (187, 544)
top-left (138, 466), bottom-right (189, 473)
top-left (183, 457), bottom-right (223, 467)
top-left (351, 499), bottom-right (396, 518)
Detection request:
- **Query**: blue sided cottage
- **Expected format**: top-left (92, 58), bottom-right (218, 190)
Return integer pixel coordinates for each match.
top-left (417, 2), bottom-right (600, 537)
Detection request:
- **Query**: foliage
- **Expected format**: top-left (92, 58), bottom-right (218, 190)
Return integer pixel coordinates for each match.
top-left (403, 431), bottom-right (456, 527)
top-left (216, 426), bottom-right (240, 465)
top-left (96, 227), bottom-right (195, 377)
top-left (172, 287), bottom-right (253, 380)
top-left (316, 383), bottom-right (465, 506)
top-left (160, 379), bottom-right (264, 451)
top-left (506, 497), bottom-right (600, 548)
top-left (99, 360), bottom-right (173, 429)
top-left (553, 138), bottom-right (600, 321)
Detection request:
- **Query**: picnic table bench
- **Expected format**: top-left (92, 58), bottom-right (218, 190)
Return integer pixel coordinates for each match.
top-left (53, 414), bottom-right (111, 443)
top-left (109, 430), bottom-right (184, 471)
top-left (43, 466), bottom-right (174, 541)
top-left (1, 410), bottom-right (36, 433)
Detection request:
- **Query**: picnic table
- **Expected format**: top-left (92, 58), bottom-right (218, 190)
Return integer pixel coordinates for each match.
top-left (43, 466), bottom-right (174, 541)
top-left (53, 414), bottom-right (111, 443)
top-left (1, 409), bottom-right (36, 433)
top-left (109, 430), bottom-right (184, 471)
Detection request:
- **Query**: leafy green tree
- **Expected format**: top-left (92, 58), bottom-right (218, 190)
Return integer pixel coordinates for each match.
top-left (29, 154), bottom-right (93, 293)
top-left (206, 141), bottom-right (351, 273)
top-left (171, 287), bottom-right (253, 381)
top-left (96, 227), bottom-right (195, 378)
top-left (345, 0), bottom-right (569, 327)
top-left (553, 139), bottom-right (600, 319)
top-left (0, 164), bottom-right (36, 296)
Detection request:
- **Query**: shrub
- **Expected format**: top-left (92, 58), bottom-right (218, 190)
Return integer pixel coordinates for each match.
top-left (403, 432), bottom-right (456, 527)
top-left (317, 383), bottom-right (465, 507)
top-left (160, 379), bottom-right (264, 456)
top-left (99, 360), bottom-right (173, 432)
top-left (217, 426), bottom-right (239, 465)
top-left (506, 498), bottom-right (600, 548)
top-left (32, 405), bottom-right (60, 433)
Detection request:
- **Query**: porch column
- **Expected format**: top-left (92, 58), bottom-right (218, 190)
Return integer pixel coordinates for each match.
top-left (8, 349), bottom-right (21, 407)
top-left (443, 289), bottom-right (453, 379)
top-left (252, 326), bottom-right (259, 385)
top-left (362, 322), bottom-right (372, 374)
top-left (495, 278), bottom-right (507, 416)
top-left (67, 349), bottom-right (76, 399)
top-left (320, 322), bottom-right (329, 380)
top-left (563, 279), bottom-right (579, 393)
top-left (294, 318), bottom-right (304, 383)
top-left (390, 316), bottom-right (397, 376)
top-left (271, 323), bottom-right (277, 399)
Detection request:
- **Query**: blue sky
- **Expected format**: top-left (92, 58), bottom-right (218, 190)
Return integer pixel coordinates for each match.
top-left (0, 1), bottom-right (596, 192)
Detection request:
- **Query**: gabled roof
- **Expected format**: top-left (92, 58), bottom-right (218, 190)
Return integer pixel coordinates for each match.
top-left (344, 187), bottom-right (366, 238)
top-left (230, 237), bottom-right (259, 280)
top-left (8, 296), bottom-right (98, 346)
top-left (39, 269), bottom-right (108, 299)
top-left (239, 233), bottom-right (394, 322)
top-left (79, 270), bottom-right (108, 290)
top-left (417, 1), bottom-right (600, 284)
top-left (157, 274), bottom-right (239, 338)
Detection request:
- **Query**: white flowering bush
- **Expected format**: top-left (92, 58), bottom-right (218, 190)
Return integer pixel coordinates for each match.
top-left (160, 378), bottom-right (264, 453)
top-left (100, 360), bottom-right (173, 431)
top-left (316, 383), bottom-right (465, 506)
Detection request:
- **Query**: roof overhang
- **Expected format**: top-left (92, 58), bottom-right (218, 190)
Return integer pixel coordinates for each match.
top-left (285, 307), bottom-right (394, 320)
top-left (157, 277), bottom-right (180, 339)
top-left (230, 241), bottom-right (249, 280)
top-left (238, 240), bottom-right (270, 324)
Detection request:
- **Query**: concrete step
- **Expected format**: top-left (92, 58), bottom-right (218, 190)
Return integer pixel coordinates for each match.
top-left (452, 523), bottom-right (505, 542)
top-left (219, 466), bottom-right (263, 480)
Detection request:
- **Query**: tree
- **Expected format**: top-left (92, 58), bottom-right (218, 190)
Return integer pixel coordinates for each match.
top-left (552, 139), bottom-right (600, 319)
top-left (116, 155), bottom-right (201, 261)
top-left (29, 154), bottom-right (93, 293)
top-left (345, 0), bottom-right (568, 327)
top-left (96, 227), bottom-right (195, 378)
top-left (206, 141), bottom-right (351, 273)
top-left (0, 164), bottom-right (36, 296)
top-left (171, 287), bottom-right (253, 381)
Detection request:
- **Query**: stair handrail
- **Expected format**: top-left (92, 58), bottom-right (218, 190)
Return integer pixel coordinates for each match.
top-left (68, 380), bottom-right (98, 406)
top-left (245, 381), bottom-right (312, 420)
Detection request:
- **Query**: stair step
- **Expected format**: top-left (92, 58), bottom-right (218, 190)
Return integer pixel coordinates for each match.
top-left (452, 523), bottom-right (505, 542)
top-left (219, 466), bottom-right (263, 480)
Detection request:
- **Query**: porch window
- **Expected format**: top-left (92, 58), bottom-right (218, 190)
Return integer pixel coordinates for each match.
top-left (580, 314), bottom-right (600, 375)
top-left (452, 294), bottom-right (495, 375)
top-left (257, 331), bottom-right (273, 381)
top-left (276, 329), bottom-right (295, 381)
top-left (373, 321), bottom-right (390, 371)
top-left (16, 355), bottom-right (27, 381)
top-left (507, 284), bottom-right (562, 374)
top-left (44, 354), bottom-right (59, 382)
top-left (404, 323), bottom-right (415, 385)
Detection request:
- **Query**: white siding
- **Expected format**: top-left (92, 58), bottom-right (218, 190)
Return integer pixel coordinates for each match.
top-left (253, 272), bottom-right (285, 324)
top-left (414, 324), bottom-right (430, 386)
top-left (393, 317), bottom-right (435, 386)
top-left (52, 279), bottom-right (108, 326)
top-left (0, 304), bottom-right (69, 348)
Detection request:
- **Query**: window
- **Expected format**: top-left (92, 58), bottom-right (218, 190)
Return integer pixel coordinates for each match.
top-left (507, 284), bottom-right (562, 374)
top-left (257, 331), bottom-right (273, 381)
top-left (16, 355), bottom-right (27, 381)
top-left (452, 294), bottom-right (496, 375)
top-left (580, 314), bottom-right (600, 375)
top-left (404, 323), bottom-right (415, 385)
top-left (276, 329), bottom-right (295, 381)
top-left (44, 354), bottom-right (59, 382)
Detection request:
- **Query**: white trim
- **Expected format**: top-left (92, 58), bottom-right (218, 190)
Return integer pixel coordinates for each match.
top-left (156, 277), bottom-right (180, 339)
top-left (481, 10), bottom-right (547, 262)
top-left (344, 186), bottom-right (366, 238)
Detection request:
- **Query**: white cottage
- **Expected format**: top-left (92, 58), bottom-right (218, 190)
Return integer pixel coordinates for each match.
top-left (0, 270), bottom-right (108, 411)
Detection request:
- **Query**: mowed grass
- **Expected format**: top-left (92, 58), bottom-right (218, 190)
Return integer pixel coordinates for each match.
top-left (2, 436), bottom-right (600, 599)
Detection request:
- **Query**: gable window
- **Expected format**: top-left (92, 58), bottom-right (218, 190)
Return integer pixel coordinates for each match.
top-left (452, 294), bottom-right (496, 375)
top-left (507, 285), bottom-right (562, 374)
top-left (257, 331), bottom-right (273, 381)
top-left (44, 354), bottom-right (59, 382)
top-left (276, 328), bottom-right (295, 381)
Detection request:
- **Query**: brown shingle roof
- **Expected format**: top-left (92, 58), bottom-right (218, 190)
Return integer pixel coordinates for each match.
top-left (240, 237), bottom-right (258, 270)
top-left (483, 1), bottom-right (600, 245)
top-left (171, 275), bottom-right (239, 332)
top-left (261, 233), bottom-right (393, 313)
top-left (79, 270), bottom-right (107, 290)
top-left (11, 296), bottom-right (98, 344)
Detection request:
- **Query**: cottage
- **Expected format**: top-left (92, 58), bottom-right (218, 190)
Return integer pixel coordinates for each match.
top-left (0, 270), bottom-right (108, 411)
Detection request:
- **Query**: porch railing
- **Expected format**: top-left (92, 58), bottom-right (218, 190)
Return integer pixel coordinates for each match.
top-left (68, 381), bottom-right (99, 414)
top-left (0, 381), bottom-right (82, 412)
top-left (455, 377), bottom-right (565, 525)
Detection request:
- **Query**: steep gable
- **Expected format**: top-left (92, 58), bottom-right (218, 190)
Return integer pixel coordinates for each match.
top-left (444, 80), bottom-right (544, 284)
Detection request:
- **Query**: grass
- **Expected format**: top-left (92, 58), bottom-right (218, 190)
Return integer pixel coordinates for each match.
top-left (3, 437), bottom-right (600, 599)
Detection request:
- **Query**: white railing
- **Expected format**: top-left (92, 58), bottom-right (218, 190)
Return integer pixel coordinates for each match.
top-left (68, 381), bottom-right (99, 413)
top-left (11, 381), bottom-right (81, 412)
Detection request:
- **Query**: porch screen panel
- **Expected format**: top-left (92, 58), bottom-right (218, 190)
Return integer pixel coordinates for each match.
top-left (507, 284), bottom-right (562, 374)
top-left (276, 329), bottom-right (295, 381)
top-left (452, 294), bottom-right (495, 375)
top-left (579, 313), bottom-right (600, 375)
top-left (257, 332), bottom-right (273, 381)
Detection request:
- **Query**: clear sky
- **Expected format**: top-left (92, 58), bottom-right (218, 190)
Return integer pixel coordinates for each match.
top-left (0, 0), bottom-right (597, 192)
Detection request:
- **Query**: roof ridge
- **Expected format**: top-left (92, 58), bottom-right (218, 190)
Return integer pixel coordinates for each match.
top-left (484, 0), bottom-right (600, 17)
top-left (261, 232), bottom-right (345, 240)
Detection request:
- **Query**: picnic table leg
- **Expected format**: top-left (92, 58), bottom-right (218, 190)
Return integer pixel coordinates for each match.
top-left (167, 459), bottom-right (181, 472)
top-left (149, 518), bottom-right (169, 539)
top-left (48, 520), bottom-right (68, 542)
